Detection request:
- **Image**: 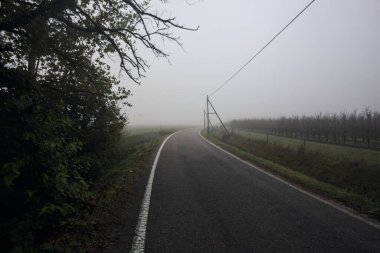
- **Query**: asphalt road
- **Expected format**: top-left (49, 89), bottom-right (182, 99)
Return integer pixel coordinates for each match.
top-left (136, 128), bottom-right (380, 252)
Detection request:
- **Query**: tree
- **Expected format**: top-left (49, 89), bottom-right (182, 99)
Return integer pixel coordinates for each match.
top-left (229, 109), bottom-right (380, 149)
top-left (1, 0), bottom-right (196, 251)
top-left (0, 0), bottom-right (197, 80)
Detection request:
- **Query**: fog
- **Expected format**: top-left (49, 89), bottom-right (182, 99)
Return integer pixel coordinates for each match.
top-left (122, 0), bottom-right (380, 126)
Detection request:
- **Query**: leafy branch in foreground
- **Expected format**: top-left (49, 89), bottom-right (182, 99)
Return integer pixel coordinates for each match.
top-left (0, 0), bottom-right (198, 83)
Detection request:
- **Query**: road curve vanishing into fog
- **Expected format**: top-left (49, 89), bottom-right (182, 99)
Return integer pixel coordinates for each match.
top-left (139, 128), bottom-right (380, 252)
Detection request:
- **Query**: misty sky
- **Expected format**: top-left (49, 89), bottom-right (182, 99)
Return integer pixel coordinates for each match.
top-left (120, 0), bottom-right (380, 126)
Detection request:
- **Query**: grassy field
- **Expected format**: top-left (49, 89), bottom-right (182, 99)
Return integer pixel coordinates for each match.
top-left (125, 125), bottom-right (191, 136)
top-left (236, 130), bottom-right (380, 166)
top-left (203, 130), bottom-right (380, 220)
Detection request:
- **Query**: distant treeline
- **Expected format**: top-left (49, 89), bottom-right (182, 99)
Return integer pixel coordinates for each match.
top-left (229, 109), bottom-right (380, 149)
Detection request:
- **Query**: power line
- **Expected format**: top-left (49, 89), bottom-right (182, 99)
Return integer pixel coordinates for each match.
top-left (208, 0), bottom-right (316, 97)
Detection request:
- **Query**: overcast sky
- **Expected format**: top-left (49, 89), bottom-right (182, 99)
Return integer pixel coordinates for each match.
top-left (121, 0), bottom-right (380, 126)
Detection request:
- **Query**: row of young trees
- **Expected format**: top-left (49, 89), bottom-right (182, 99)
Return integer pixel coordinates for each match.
top-left (0, 0), bottom-right (192, 251)
top-left (230, 109), bottom-right (380, 149)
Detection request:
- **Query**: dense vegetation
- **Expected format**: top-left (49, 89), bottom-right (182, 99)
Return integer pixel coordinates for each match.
top-left (0, 0), bottom-right (190, 251)
top-left (73, 129), bottom-right (176, 252)
top-left (230, 109), bottom-right (380, 149)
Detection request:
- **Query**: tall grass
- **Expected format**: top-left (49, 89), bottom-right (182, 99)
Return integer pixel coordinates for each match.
top-left (205, 130), bottom-right (380, 219)
top-left (58, 128), bottom-right (178, 252)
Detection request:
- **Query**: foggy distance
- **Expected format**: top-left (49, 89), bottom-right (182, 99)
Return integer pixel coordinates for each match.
top-left (126, 0), bottom-right (380, 125)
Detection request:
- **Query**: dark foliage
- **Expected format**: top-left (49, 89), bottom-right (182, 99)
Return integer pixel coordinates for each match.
top-left (0, 67), bottom-right (96, 252)
top-left (0, 0), bottom-right (191, 251)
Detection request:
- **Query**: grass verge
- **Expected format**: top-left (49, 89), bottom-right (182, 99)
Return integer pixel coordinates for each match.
top-left (61, 128), bottom-right (180, 252)
top-left (202, 130), bottom-right (380, 221)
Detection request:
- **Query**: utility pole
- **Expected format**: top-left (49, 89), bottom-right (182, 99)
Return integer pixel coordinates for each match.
top-left (207, 95), bottom-right (210, 135)
top-left (206, 95), bottom-right (229, 136)
top-left (208, 98), bottom-right (228, 135)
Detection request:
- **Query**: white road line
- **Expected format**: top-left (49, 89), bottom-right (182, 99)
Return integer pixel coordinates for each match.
top-left (198, 130), bottom-right (380, 230)
top-left (130, 131), bottom-right (178, 253)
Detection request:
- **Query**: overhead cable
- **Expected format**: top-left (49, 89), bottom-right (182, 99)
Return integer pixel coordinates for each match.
top-left (209, 0), bottom-right (316, 97)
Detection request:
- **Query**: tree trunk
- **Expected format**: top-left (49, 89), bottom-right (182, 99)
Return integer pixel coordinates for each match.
top-left (26, 16), bottom-right (48, 79)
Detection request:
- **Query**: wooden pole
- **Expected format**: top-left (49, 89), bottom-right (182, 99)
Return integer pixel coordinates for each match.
top-left (207, 96), bottom-right (210, 135)
top-left (208, 98), bottom-right (229, 135)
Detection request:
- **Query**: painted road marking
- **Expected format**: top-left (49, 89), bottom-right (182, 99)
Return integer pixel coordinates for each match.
top-left (199, 130), bottom-right (380, 230)
top-left (130, 131), bottom-right (178, 253)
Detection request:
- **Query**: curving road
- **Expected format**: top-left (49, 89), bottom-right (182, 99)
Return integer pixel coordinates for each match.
top-left (128, 128), bottom-right (380, 252)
